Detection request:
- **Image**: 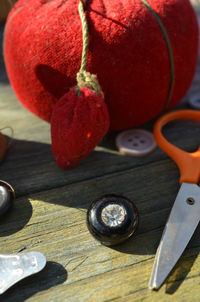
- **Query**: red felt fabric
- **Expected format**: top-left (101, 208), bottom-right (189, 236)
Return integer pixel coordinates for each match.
top-left (4, 0), bottom-right (199, 130)
top-left (51, 87), bottom-right (110, 168)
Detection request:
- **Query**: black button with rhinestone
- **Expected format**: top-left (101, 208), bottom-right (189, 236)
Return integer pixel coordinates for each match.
top-left (87, 194), bottom-right (139, 246)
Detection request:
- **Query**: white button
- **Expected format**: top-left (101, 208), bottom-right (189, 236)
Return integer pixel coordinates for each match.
top-left (188, 94), bottom-right (200, 110)
top-left (116, 129), bottom-right (157, 156)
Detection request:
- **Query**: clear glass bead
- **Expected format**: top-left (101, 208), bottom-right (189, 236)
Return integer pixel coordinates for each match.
top-left (101, 204), bottom-right (126, 227)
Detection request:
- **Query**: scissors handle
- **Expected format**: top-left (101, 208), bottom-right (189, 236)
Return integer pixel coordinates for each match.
top-left (154, 110), bottom-right (200, 184)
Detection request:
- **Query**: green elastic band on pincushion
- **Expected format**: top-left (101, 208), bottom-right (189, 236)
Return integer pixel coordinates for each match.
top-left (78, 0), bottom-right (175, 108)
top-left (141, 0), bottom-right (175, 110)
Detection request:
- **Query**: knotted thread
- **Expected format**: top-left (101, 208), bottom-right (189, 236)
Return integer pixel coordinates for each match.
top-left (77, 71), bottom-right (101, 94)
top-left (76, 0), bottom-right (102, 95)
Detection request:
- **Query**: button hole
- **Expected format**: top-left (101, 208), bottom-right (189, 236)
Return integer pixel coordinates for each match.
top-left (186, 197), bottom-right (195, 205)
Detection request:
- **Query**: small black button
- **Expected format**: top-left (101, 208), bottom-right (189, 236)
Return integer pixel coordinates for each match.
top-left (0, 181), bottom-right (15, 216)
top-left (87, 194), bottom-right (139, 246)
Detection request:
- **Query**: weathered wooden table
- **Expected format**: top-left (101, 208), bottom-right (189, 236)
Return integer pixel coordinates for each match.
top-left (0, 4), bottom-right (200, 301)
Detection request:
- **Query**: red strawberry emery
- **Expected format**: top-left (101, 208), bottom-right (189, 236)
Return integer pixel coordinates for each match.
top-left (51, 0), bottom-right (110, 169)
top-left (51, 85), bottom-right (109, 168)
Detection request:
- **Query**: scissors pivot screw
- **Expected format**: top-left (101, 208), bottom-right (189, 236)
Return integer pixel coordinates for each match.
top-left (186, 197), bottom-right (195, 205)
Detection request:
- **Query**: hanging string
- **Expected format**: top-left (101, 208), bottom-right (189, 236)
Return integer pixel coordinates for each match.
top-left (76, 0), bottom-right (102, 95)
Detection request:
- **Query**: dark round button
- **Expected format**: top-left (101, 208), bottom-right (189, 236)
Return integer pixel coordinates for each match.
top-left (87, 194), bottom-right (139, 246)
top-left (0, 180), bottom-right (15, 216)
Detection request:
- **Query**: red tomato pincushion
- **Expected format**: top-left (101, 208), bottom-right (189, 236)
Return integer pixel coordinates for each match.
top-left (3, 0), bottom-right (199, 168)
top-left (4, 0), bottom-right (199, 130)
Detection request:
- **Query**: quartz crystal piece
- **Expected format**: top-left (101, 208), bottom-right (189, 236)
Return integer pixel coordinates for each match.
top-left (101, 204), bottom-right (126, 227)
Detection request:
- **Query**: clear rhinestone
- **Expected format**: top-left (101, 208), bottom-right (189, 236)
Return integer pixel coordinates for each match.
top-left (101, 204), bottom-right (126, 227)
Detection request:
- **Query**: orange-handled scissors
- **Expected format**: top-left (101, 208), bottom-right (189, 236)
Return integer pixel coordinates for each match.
top-left (149, 109), bottom-right (200, 289)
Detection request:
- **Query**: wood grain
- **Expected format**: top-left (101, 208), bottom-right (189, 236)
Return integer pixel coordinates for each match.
top-left (0, 4), bottom-right (200, 301)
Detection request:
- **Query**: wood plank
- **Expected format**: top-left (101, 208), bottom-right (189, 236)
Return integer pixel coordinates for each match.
top-left (0, 159), bottom-right (200, 301)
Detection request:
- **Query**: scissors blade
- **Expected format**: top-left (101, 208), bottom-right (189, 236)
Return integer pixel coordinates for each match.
top-left (149, 182), bottom-right (200, 290)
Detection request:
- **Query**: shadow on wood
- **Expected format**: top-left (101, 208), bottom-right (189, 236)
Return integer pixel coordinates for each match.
top-left (0, 261), bottom-right (68, 302)
top-left (165, 246), bottom-right (200, 294)
top-left (0, 196), bottom-right (32, 237)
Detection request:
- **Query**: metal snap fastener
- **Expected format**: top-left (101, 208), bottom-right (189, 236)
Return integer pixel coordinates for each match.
top-left (87, 194), bottom-right (139, 246)
top-left (0, 181), bottom-right (15, 216)
top-left (116, 129), bottom-right (156, 156)
top-left (0, 252), bottom-right (46, 294)
top-left (187, 94), bottom-right (200, 110)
